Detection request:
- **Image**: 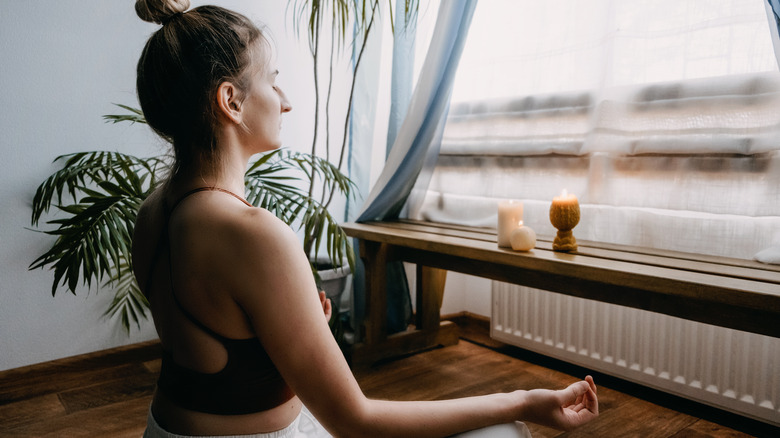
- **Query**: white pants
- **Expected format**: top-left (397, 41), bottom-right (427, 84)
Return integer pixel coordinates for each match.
top-left (144, 405), bottom-right (531, 438)
top-left (143, 405), bottom-right (330, 438)
top-left (452, 422), bottom-right (532, 437)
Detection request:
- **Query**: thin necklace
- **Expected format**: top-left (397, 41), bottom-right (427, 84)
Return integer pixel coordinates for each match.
top-left (180, 186), bottom-right (253, 208)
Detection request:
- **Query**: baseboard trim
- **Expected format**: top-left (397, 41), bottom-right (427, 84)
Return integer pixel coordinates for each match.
top-left (0, 340), bottom-right (162, 380)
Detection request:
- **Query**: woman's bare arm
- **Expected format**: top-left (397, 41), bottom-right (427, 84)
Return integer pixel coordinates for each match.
top-left (222, 208), bottom-right (598, 438)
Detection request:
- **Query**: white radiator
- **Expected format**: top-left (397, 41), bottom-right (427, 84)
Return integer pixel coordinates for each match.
top-left (491, 282), bottom-right (780, 426)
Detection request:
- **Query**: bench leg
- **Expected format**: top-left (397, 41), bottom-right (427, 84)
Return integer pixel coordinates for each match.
top-left (352, 242), bottom-right (459, 367)
top-left (361, 240), bottom-right (388, 346)
top-left (416, 266), bottom-right (447, 330)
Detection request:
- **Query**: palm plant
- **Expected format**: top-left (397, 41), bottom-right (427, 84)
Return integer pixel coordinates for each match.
top-left (30, 1), bottom-right (419, 334)
top-left (29, 106), bottom-right (356, 333)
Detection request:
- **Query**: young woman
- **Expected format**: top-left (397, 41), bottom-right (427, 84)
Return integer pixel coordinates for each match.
top-left (131, 1), bottom-right (599, 437)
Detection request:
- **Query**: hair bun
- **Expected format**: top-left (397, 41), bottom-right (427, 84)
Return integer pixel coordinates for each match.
top-left (136, 0), bottom-right (190, 25)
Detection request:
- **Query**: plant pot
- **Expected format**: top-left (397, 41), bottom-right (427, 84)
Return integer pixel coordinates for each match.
top-left (313, 260), bottom-right (353, 348)
top-left (316, 264), bottom-right (352, 306)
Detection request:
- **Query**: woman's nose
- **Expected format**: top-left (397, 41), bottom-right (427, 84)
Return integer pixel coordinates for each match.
top-left (279, 88), bottom-right (292, 113)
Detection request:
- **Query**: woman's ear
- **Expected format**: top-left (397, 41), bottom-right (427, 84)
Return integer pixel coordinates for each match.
top-left (216, 81), bottom-right (242, 124)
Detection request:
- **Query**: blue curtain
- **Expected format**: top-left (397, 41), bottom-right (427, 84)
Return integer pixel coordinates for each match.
top-left (351, 0), bottom-right (477, 337)
top-left (385, 0), bottom-right (417, 155)
top-left (767, 1), bottom-right (780, 68)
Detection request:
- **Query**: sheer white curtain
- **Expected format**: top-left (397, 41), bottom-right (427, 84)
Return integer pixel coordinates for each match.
top-left (410, 0), bottom-right (780, 260)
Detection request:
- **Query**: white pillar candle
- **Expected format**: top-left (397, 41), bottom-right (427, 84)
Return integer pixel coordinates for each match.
top-left (497, 200), bottom-right (523, 248)
top-left (510, 226), bottom-right (536, 251)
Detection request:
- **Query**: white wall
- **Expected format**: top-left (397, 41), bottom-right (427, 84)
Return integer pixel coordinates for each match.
top-left (0, 0), bottom-right (485, 372)
top-left (0, 0), bottom-right (322, 372)
top-left (405, 267), bottom-right (492, 318)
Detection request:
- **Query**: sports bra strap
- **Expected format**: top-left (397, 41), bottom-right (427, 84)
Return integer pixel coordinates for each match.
top-left (143, 187), bottom-right (252, 298)
top-left (164, 187), bottom-right (253, 341)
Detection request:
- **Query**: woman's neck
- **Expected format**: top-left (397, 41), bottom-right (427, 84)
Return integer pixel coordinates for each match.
top-left (171, 125), bottom-right (263, 197)
top-left (172, 155), bottom-right (247, 198)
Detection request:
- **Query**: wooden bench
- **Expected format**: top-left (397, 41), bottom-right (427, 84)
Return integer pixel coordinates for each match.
top-left (342, 220), bottom-right (780, 366)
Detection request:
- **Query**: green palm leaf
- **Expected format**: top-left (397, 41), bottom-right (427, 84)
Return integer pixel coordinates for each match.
top-left (29, 146), bottom-right (164, 332)
top-left (103, 259), bottom-right (149, 331)
top-left (244, 149), bottom-right (357, 272)
top-left (30, 104), bottom-right (357, 334)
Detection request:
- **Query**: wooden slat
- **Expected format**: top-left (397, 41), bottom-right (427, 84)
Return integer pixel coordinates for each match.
top-left (386, 220), bottom-right (498, 242)
top-left (384, 220), bottom-right (780, 282)
top-left (397, 247), bottom-right (780, 337)
top-left (0, 363), bottom-right (154, 406)
top-left (1, 395), bottom-right (150, 438)
top-left (0, 341), bottom-right (161, 404)
top-left (344, 222), bottom-right (779, 296)
top-left (57, 371), bottom-right (156, 414)
top-left (0, 394), bottom-right (65, 431)
top-left (566, 245), bottom-right (780, 284)
top-left (356, 338), bottom-right (493, 394)
top-left (681, 419), bottom-right (760, 437)
top-left (395, 218), bottom-right (780, 268)
top-left (569, 397), bottom-right (700, 438)
top-left (344, 221), bottom-right (780, 296)
top-left (342, 221), bottom-right (780, 338)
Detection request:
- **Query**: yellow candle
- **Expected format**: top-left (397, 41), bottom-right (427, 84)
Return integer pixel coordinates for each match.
top-left (549, 189), bottom-right (580, 252)
top-left (552, 189), bottom-right (578, 209)
top-left (497, 200), bottom-right (523, 248)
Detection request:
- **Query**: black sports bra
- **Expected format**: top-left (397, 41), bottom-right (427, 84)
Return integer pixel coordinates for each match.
top-left (151, 187), bottom-right (294, 415)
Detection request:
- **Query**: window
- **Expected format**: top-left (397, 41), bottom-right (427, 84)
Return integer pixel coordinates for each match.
top-left (412, 0), bottom-right (780, 260)
top-left (452, 0), bottom-right (777, 100)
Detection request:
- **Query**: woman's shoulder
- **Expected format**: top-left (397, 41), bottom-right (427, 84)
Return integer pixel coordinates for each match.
top-left (169, 190), bottom-right (297, 251)
top-left (193, 191), bottom-right (286, 230)
top-left (226, 202), bottom-right (299, 251)
top-left (184, 194), bottom-right (309, 295)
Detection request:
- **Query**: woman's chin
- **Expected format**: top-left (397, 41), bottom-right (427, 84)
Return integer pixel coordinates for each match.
top-left (256, 142), bottom-right (283, 154)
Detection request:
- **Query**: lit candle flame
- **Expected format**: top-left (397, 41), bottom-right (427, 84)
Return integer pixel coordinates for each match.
top-left (518, 220), bottom-right (524, 227)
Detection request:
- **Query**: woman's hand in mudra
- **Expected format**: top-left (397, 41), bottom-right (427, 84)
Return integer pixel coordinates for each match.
top-left (520, 375), bottom-right (598, 431)
top-left (318, 290), bottom-right (332, 322)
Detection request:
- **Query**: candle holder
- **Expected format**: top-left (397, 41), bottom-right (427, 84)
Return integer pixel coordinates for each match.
top-left (549, 192), bottom-right (580, 252)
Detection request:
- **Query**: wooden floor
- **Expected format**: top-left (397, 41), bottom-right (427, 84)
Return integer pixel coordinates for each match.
top-left (0, 316), bottom-right (776, 437)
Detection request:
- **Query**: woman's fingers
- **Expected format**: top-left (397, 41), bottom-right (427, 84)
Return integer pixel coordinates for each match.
top-left (319, 290), bottom-right (332, 322)
top-left (584, 375), bottom-right (598, 414)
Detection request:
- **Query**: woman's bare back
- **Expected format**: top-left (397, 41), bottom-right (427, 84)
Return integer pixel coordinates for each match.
top-left (132, 187), bottom-right (302, 435)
